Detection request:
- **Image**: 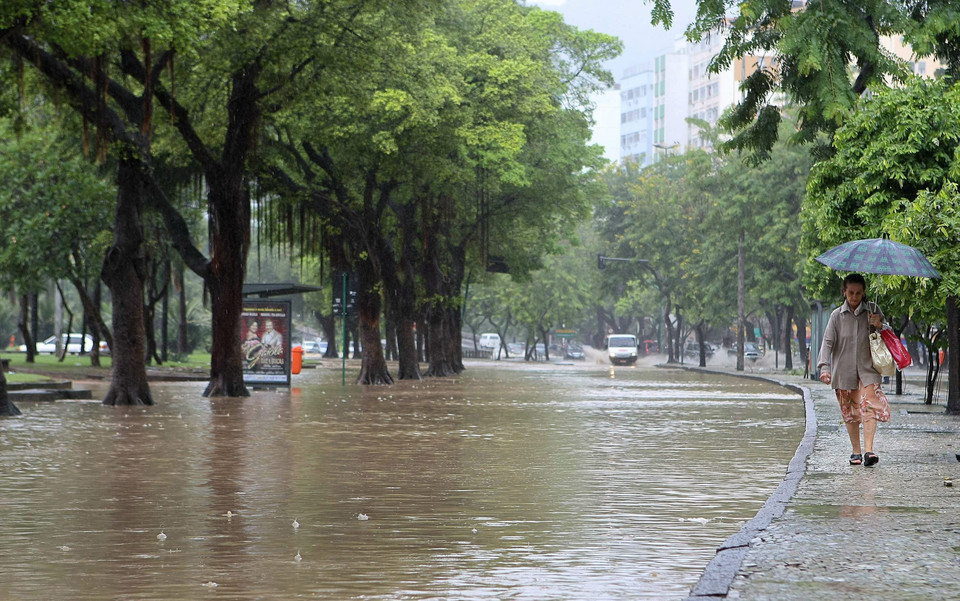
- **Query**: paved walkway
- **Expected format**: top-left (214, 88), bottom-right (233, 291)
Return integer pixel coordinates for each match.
top-left (684, 367), bottom-right (960, 601)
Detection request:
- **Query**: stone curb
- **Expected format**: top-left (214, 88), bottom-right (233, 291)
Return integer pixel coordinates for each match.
top-left (676, 368), bottom-right (817, 601)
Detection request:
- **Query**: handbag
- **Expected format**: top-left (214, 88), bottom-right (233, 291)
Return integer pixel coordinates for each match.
top-left (870, 331), bottom-right (896, 376)
top-left (880, 326), bottom-right (913, 370)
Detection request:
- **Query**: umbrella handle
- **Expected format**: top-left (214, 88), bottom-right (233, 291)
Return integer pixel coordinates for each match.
top-left (865, 300), bottom-right (885, 331)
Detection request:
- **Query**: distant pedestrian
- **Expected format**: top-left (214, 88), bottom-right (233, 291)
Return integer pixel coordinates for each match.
top-left (817, 273), bottom-right (891, 466)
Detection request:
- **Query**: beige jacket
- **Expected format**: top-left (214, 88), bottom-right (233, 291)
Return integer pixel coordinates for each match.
top-left (817, 300), bottom-right (885, 390)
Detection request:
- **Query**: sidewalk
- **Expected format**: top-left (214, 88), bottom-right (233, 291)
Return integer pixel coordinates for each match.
top-left (685, 367), bottom-right (960, 601)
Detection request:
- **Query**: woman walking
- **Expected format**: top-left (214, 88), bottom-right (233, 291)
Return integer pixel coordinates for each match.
top-left (817, 273), bottom-right (891, 466)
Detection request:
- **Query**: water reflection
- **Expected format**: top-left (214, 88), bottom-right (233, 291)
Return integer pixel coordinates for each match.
top-left (0, 364), bottom-right (802, 600)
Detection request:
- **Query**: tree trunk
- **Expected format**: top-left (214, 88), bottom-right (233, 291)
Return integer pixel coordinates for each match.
top-left (74, 276), bottom-right (108, 367)
top-left (395, 204), bottom-right (423, 380)
top-left (203, 182), bottom-right (249, 397)
top-left (355, 255), bottom-right (393, 385)
top-left (445, 302), bottom-right (465, 371)
top-left (926, 332), bottom-right (942, 405)
top-left (101, 157), bottom-right (153, 406)
top-left (662, 295), bottom-right (677, 363)
top-left (539, 327), bottom-right (552, 361)
top-left (421, 203), bottom-right (457, 377)
top-left (144, 295), bottom-right (158, 366)
top-left (384, 318), bottom-right (398, 361)
top-left (318, 312), bottom-right (338, 359)
top-left (396, 316), bottom-right (421, 379)
top-left (54, 281), bottom-right (63, 357)
top-left (0, 368), bottom-right (20, 417)
top-left (178, 261), bottom-right (189, 354)
top-left (446, 248), bottom-right (467, 372)
top-left (783, 305), bottom-right (794, 370)
top-left (204, 266), bottom-right (249, 397)
top-left (18, 295), bottom-right (35, 363)
top-left (88, 281), bottom-right (102, 367)
top-left (30, 293), bottom-right (38, 357)
top-left (199, 65), bottom-right (259, 397)
top-left (794, 312), bottom-right (807, 376)
top-left (696, 322), bottom-right (707, 367)
top-left (422, 242), bottom-right (456, 377)
top-left (161, 258), bottom-right (170, 362)
top-left (424, 306), bottom-right (455, 376)
top-left (736, 230), bottom-right (746, 372)
top-left (946, 295), bottom-right (960, 413)
top-left (375, 209), bottom-right (420, 379)
top-left (416, 312), bottom-right (425, 363)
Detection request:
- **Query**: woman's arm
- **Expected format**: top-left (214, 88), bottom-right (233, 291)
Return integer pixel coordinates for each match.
top-left (817, 311), bottom-right (837, 378)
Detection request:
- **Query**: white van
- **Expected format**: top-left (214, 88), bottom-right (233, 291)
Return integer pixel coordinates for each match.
top-left (606, 334), bottom-right (638, 365)
top-left (478, 333), bottom-right (501, 353)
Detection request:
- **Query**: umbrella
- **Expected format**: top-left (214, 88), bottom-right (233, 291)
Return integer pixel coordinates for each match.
top-left (815, 238), bottom-right (941, 279)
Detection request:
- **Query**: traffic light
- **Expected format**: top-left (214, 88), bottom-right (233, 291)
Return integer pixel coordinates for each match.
top-left (597, 254), bottom-right (606, 270)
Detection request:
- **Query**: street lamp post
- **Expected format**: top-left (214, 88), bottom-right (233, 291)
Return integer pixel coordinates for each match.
top-left (652, 142), bottom-right (680, 161)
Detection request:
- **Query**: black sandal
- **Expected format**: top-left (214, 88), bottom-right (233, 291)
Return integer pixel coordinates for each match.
top-left (863, 452), bottom-right (879, 466)
top-left (849, 454), bottom-right (862, 465)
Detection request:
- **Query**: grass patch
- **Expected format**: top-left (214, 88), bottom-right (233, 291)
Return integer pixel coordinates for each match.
top-left (5, 371), bottom-right (56, 384)
top-left (1, 351), bottom-right (211, 375)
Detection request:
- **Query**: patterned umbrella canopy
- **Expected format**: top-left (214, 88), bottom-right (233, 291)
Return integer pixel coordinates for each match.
top-left (815, 238), bottom-right (941, 278)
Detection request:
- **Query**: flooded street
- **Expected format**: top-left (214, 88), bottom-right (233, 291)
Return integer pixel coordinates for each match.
top-left (0, 362), bottom-right (803, 600)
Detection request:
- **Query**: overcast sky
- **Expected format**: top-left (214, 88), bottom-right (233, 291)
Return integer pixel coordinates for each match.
top-left (527, 0), bottom-right (699, 78)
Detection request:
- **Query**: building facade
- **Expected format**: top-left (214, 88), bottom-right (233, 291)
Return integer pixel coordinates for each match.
top-left (618, 64), bottom-right (655, 165)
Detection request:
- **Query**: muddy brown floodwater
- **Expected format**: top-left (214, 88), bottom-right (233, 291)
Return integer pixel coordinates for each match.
top-left (0, 361), bottom-right (803, 600)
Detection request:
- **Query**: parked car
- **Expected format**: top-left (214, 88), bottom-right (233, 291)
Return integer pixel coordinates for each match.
top-left (18, 333), bottom-right (108, 355)
top-left (727, 342), bottom-right (761, 360)
top-left (684, 341), bottom-right (714, 359)
top-left (478, 333), bottom-right (501, 351)
top-left (507, 342), bottom-right (525, 356)
top-left (301, 340), bottom-right (327, 353)
top-left (564, 344), bottom-right (585, 360)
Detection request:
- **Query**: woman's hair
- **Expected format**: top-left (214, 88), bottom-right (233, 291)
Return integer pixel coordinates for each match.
top-left (842, 273), bottom-right (866, 290)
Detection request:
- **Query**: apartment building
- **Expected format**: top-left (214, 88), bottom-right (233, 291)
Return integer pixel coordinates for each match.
top-left (620, 32), bottom-right (735, 166)
top-left (619, 25), bottom-right (941, 166)
top-left (618, 64), bottom-right (655, 164)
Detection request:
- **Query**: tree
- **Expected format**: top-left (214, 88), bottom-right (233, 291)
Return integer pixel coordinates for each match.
top-left (2, 0), bottom-right (254, 402)
top-left (709, 121), bottom-right (814, 370)
top-left (0, 117), bottom-right (115, 364)
top-left (614, 151), bottom-right (716, 363)
top-left (804, 77), bottom-right (960, 411)
top-left (648, 0), bottom-right (909, 162)
top-left (507, 249), bottom-right (592, 361)
top-left (262, 0), bottom-right (618, 382)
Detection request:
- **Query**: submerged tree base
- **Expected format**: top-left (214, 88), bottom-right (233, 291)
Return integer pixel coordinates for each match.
top-left (356, 368), bottom-right (395, 385)
top-left (0, 399), bottom-right (21, 416)
top-left (424, 361), bottom-right (457, 378)
top-left (203, 377), bottom-right (250, 398)
top-left (102, 385), bottom-right (155, 406)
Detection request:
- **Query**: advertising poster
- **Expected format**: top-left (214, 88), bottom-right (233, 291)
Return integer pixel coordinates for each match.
top-left (241, 300), bottom-right (292, 386)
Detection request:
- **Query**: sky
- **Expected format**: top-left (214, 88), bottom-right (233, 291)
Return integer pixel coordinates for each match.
top-left (527, 0), bottom-right (699, 79)
top-left (527, 0), bottom-right (700, 161)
